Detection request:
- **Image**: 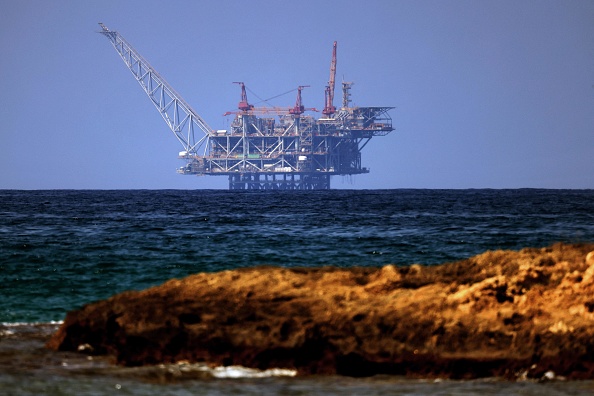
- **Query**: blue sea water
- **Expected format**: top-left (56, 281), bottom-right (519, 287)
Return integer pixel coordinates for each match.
top-left (1, 189), bottom-right (594, 395)
top-left (2, 189), bottom-right (593, 324)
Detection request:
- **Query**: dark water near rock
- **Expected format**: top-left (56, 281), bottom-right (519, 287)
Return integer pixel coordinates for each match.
top-left (1, 189), bottom-right (594, 394)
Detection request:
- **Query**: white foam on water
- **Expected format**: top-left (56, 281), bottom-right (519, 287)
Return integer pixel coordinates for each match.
top-left (0, 328), bottom-right (15, 336)
top-left (161, 362), bottom-right (298, 379)
top-left (0, 321), bottom-right (63, 337)
top-left (0, 321), bottom-right (63, 327)
top-left (211, 365), bottom-right (297, 379)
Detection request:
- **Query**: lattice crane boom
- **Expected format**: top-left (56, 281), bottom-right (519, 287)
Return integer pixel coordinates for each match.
top-left (98, 23), bottom-right (214, 156)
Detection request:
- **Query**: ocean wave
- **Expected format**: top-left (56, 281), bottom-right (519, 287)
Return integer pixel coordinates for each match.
top-left (210, 365), bottom-right (297, 378)
top-left (0, 321), bottom-right (62, 337)
top-left (0, 320), bottom-right (63, 327)
top-left (160, 362), bottom-right (297, 379)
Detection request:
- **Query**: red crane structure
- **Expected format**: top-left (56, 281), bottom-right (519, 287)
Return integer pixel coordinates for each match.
top-left (322, 41), bottom-right (338, 117)
top-left (290, 86), bottom-right (313, 116)
top-left (234, 82), bottom-right (254, 112)
top-left (223, 84), bottom-right (316, 117)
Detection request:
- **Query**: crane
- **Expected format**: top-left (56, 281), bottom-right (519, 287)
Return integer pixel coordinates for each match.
top-left (290, 85), bottom-right (316, 116)
top-left (97, 23), bottom-right (214, 158)
top-left (322, 41), bottom-right (337, 117)
top-left (233, 82), bottom-right (254, 112)
top-left (223, 83), bottom-right (317, 116)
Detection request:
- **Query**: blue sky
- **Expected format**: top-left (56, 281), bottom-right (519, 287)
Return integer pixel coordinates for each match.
top-left (1, 0), bottom-right (593, 189)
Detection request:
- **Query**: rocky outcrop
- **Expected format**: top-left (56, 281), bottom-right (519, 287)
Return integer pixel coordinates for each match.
top-left (47, 243), bottom-right (594, 379)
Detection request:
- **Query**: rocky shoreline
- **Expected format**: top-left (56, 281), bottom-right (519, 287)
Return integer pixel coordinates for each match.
top-left (47, 243), bottom-right (594, 380)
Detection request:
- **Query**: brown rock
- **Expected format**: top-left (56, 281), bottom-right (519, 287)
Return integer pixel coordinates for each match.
top-left (587, 251), bottom-right (594, 266)
top-left (47, 243), bottom-right (594, 379)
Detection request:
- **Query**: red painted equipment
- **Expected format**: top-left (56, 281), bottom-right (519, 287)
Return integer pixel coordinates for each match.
top-left (323, 41), bottom-right (337, 117)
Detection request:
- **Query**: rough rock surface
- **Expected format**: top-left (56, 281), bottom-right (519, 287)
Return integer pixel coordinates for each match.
top-left (47, 243), bottom-right (594, 379)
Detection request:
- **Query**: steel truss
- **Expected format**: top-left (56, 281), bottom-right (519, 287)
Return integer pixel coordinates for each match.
top-left (228, 173), bottom-right (330, 190)
top-left (98, 24), bottom-right (213, 156)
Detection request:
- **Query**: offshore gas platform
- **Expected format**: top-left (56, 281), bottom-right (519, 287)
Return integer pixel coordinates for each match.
top-left (99, 23), bottom-right (394, 190)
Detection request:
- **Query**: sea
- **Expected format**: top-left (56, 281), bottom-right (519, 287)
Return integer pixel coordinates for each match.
top-left (1, 189), bottom-right (594, 395)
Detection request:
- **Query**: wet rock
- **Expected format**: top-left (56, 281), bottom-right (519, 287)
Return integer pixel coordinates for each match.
top-left (47, 243), bottom-right (594, 379)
